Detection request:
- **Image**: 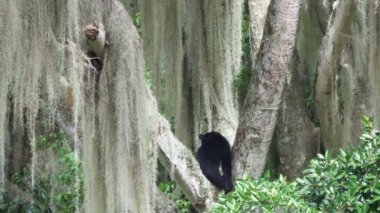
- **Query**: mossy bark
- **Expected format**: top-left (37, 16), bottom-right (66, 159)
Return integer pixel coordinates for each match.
top-left (233, 0), bottom-right (308, 178)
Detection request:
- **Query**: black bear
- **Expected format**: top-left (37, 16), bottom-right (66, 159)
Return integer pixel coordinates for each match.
top-left (197, 131), bottom-right (233, 193)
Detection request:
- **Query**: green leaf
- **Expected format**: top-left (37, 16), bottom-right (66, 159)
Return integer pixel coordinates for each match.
top-left (317, 154), bottom-right (325, 159)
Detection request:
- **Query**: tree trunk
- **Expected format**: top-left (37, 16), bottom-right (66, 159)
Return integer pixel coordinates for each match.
top-left (233, 0), bottom-right (303, 178)
top-left (315, 0), bottom-right (380, 153)
top-left (268, 0), bottom-right (329, 178)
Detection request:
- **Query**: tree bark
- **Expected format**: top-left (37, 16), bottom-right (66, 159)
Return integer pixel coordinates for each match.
top-left (156, 117), bottom-right (220, 211)
top-left (268, 0), bottom-right (330, 178)
top-left (233, 0), bottom-right (303, 178)
top-left (315, 0), bottom-right (356, 152)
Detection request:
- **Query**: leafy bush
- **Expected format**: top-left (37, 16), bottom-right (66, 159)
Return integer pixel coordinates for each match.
top-left (0, 127), bottom-right (83, 212)
top-left (211, 173), bottom-right (315, 213)
top-left (297, 116), bottom-right (380, 212)
top-left (212, 116), bottom-right (380, 212)
top-left (159, 181), bottom-right (192, 213)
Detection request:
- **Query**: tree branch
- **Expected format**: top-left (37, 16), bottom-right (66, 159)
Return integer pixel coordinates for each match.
top-left (156, 116), bottom-right (220, 211)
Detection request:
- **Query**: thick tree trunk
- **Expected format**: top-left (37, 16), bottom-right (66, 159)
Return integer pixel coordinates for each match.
top-left (233, 0), bottom-right (303, 178)
top-left (268, 0), bottom-right (328, 178)
top-left (271, 74), bottom-right (318, 178)
top-left (316, 0), bottom-right (354, 149)
top-left (315, 0), bottom-right (380, 153)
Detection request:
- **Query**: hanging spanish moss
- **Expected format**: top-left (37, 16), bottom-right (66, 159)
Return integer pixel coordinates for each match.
top-left (316, 0), bottom-right (380, 151)
top-left (0, 0), bottom-right (158, 212)
top-left (139, 0), bottom-right (243, 148)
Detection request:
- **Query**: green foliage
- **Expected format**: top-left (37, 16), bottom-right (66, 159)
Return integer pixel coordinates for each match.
top-left (234, 0), bottom-right (252, 110)
top-left (133, 12), bottom-right (142, 35)
top-left (362, 115), bottom-right (374, 132)
top-left (212, 116), bottom-right (380, 212)
top-left (159, 181), bottom-right (192, 213)
top-left (297, 116), bottom-right (380, 212)
top-left (211, 173), bottom-right (315, 213)
top-left (234, 66), bottom-right (251, 110)
top-left (0, 128), bottom-right (83, 212)
top-left (241, 4), bottom-right (250, 58)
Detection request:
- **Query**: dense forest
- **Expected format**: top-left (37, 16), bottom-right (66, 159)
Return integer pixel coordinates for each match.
top-left (0, 0), bottom-right (380, 212)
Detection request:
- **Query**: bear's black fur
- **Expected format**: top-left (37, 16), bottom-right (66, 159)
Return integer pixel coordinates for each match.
top-left (197, 131), bottom-right (233, 193)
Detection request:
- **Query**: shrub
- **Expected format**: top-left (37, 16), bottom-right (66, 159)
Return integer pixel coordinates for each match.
top-left (211, 173), bottom-right (314, 212)
top-left (212, 116), bottom-right (380, 212)
top-left (159, 181), bottom-right (192, 213)
top-left (0, 127), bottom-right (83, 212)
top-left (297, 116), bottom-right (380, 212)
